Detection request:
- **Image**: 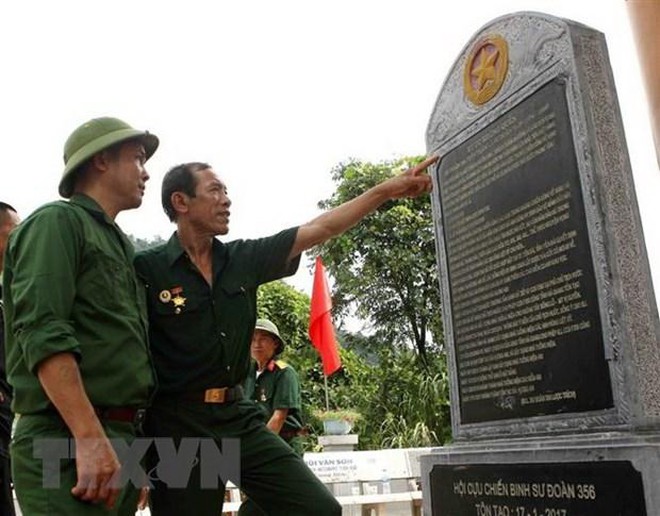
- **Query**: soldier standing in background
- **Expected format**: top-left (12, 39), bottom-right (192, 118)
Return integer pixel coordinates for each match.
top-left (240, 318), bottom-right (307, 515)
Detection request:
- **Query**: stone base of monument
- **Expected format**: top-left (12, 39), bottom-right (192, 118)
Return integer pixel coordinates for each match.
top-left (421, 432), bottom-right (660, 515)
top-left (318, 433), bottom-right (359, 452)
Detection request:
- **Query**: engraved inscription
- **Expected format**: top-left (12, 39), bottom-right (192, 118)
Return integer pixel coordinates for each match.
top-left (430, 462), bottom-right (647, 516)
top-left (437, 80), bottom-right (613, 423)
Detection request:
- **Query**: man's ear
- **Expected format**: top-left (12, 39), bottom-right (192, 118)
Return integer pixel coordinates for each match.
top-left (91, 151), bottom-right (112, 173)
top-left (171, 192), bottom-right (189, 216)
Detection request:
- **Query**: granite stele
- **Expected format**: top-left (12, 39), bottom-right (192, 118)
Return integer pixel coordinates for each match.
top-left (422, 11), bottom-right (660, 516)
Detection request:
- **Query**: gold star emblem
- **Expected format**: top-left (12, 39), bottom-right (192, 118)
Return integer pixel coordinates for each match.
top-left (172, 295), bottom-right (186, 307)
top-left (471, 47), bottom-right (498, 89)
top-left (464, 34), bottom-right (508, 105)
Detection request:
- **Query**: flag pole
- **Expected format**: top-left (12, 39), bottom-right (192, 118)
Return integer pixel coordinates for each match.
top-left (324, 374), bottom-right (330, 412)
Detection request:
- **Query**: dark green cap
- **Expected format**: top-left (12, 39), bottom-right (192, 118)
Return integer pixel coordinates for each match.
top-left (60, 117), bottom-right (159, 198)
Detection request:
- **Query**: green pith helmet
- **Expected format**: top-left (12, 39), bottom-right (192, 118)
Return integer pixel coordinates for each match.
top-left (254, 318), bottom-right (285, 355)
top-left (59, 117), bottom-right (159, 198)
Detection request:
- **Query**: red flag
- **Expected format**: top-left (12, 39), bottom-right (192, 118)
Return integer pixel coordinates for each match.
top-left (309, 256), bottom-right (342, 376)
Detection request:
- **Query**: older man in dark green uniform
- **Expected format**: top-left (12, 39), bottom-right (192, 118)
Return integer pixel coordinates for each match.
top-left (3, 117), bottom-right (158, 515)
top-left (244, 319), bottom-right (304, 451)
top-left (135, 156), bottom-right (437, 516)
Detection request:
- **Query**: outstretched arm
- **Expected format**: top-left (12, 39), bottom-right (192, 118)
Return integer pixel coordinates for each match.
top-left (288, 155), bottom-right (438, 260)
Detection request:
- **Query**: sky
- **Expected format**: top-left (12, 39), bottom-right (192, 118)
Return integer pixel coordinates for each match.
top-left (1, 0), bottom-right (658, 301)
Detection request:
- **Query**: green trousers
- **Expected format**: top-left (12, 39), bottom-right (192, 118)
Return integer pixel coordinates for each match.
top-left (11, 413), bottom-right (142, 516)
top-left (238, 435), bottom-right (306, 516)
top-left (146, 398), bottom-right (340, 516)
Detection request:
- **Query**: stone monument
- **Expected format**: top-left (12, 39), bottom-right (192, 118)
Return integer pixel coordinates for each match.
top-left (422, 11), bottom-right (660, 515)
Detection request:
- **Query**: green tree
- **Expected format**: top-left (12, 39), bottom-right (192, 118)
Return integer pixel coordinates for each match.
top-left (127, 234), bottom-right (166, 251)
top-left (362, 346), bottom-right (451, 448)
top-left (256, 280), bottom-right (451, 450)
top-left (315, 157), bottom-right (444, 367)
top-left (254, 157), bottom-right (453, 449)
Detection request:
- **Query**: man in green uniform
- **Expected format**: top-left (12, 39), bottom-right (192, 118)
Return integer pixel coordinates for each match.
top-left (135, 156), bottom-right (437, 516)
top-left (244, 319), bottom-right (304, 452)
top-left (240, 319), bottom-right (305, 515)
top-left (0, 201), bottom-right (19, 516)
top-left (3, 117), bottom-right (159, 515)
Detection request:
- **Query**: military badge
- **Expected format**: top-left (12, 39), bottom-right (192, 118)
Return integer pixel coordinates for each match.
top-left (171, 286), bottom-right (186, 312)
top-left (159, 286), bottom-right (187, 314)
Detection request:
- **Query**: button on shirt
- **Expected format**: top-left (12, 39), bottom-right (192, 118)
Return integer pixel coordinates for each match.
top-left (3, 194), bottom-right (155, 414)
top-left (134, 228), bottom-right (300, 395)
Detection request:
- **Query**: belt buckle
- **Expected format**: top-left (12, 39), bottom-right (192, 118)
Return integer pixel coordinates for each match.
top-left (204, 388), bottom-right (227, 403)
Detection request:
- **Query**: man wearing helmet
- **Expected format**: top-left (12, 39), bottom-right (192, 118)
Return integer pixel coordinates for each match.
top-left (244, 319), bottom-right (304, 449)
top-left (240, 319), bottom-right (305, 515)
top-left (3, 117), bottom-right (158, 514)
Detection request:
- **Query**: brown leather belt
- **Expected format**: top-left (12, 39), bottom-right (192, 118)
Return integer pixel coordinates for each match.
top-left (179, 385), bottom-right (244, 404)
top-left (95, 407), bottom-right (146, 425)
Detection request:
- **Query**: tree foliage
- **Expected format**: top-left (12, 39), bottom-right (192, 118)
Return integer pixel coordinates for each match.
top-left (257, 280), bottom-right (451, 451)
top-left (127, 233), bottom-right (166, 252)
top-left (315, 157), bottom-right (444, 367)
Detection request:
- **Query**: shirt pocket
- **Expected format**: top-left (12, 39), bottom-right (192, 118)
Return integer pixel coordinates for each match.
top-left (84, 251), bottom-right (134, 311)
top-left (150, 289), bottom-right (213, 354)
top-left (218, 283), bottom-right (253, 335)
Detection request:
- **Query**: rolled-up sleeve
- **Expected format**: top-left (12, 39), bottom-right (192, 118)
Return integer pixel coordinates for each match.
top-left (9, 207), bottom-right (82, 373)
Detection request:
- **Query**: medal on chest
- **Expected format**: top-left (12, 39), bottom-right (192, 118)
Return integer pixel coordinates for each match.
top-left (159, 286), bottom-right (187, 314)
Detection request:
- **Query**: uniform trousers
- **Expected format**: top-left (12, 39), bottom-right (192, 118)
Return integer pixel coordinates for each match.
top-left (11, 413), bottom-right (143, 516)
top-left (146, 397), bottom-right (341, 516)
top-left (0, 450), bottom-right (15, 516)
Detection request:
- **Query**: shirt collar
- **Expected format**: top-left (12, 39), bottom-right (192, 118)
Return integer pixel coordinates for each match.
top-left (69, 193), bottom-right (115, 226)
top-left (165, 232), bottom-right (186, 266)
top-left (165, 232), bottom-right (228, 267)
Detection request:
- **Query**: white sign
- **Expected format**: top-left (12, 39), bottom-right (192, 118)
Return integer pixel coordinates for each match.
top-left (303, 449), bottom-right (412, 483)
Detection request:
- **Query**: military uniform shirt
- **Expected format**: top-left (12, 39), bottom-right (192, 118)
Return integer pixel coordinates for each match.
top-left (3, 194), bottom-right (155, 414)
top-left (0, 283), bottom-right (12, 456)
top-left (134, 228), bottom-right (300, 394)
top-left (243, 359), bottom-right (303, 435)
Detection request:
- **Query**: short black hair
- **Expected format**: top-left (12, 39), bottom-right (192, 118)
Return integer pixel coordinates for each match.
top-left (161, 162), bottom-right (211, 222)
top-left (0, 202), bottom-right (17, 223)
top-left (0, 202), bottom-right (16, 214)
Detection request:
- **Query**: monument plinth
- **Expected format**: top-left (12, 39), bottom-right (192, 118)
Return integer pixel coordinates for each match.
top-left (423, 11), bottom-right (660, 515)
